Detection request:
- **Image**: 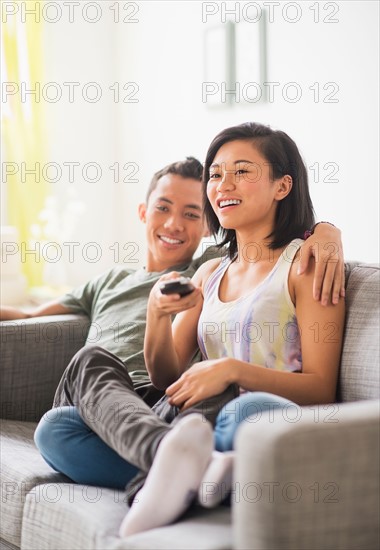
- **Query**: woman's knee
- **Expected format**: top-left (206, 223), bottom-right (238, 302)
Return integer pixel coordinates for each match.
top-left (216, 392), bottom-right (294, 425)
top-left (236, 392), bottom-right (292, 415)
top-left (214, 392), bottom-right (296, 451)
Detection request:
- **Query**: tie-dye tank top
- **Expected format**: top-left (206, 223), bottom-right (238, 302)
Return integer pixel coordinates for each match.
top-left (197, 239), bottom-right (303, 374)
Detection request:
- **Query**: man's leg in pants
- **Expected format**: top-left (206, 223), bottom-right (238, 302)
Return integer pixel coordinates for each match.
top-left (53, 345), bottom-right (170, 473)
top-left (50, 345), bottom-right (239, 498)
top-left (152, 383), bottom-right (240, 428)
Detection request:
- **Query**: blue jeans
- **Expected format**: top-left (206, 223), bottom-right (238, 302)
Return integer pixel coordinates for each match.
top-left (34, 407), bottom-right (138, 489)
top-left (214, 392), bottom-right (294, 451)
top-left (34, 392), bottom-right (293, 490)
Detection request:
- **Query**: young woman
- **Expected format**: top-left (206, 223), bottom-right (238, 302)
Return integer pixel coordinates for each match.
top-left (120, 122), bottom-right (345, 535)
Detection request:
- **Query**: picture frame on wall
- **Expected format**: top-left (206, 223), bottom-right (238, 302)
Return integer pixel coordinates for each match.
top-left (203, 21), bottom-right (235, 107)
top-left (203, 15), bottom-right (267, 107)
top-left (234, 16), bottom-right (267, 103)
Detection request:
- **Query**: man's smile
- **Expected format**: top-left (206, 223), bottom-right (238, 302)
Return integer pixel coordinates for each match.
top-left (158, 235), bottom-right (184, 245)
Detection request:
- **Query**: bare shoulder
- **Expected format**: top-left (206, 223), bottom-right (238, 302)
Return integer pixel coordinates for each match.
top-left (192, 258), bottom-right (222, 289)
top-left (288, 248), bottom-right (314, 304)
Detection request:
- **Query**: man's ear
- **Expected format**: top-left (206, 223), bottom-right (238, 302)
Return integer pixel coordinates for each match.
top-left (138, 203), bottom-right (147, 223)
top-left (275, 175), bottom-right (292, 201)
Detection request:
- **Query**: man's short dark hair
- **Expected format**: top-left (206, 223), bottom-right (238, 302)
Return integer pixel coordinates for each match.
top-left (146, 157), bottom-right (203, 203)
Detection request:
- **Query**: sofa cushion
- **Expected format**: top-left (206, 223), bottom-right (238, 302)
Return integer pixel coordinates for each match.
top-left (21, 483), bottom-right (232, 550)
top-left (0, 420), bottom-right (69, 548)
top-left (113, 507), bottom-right (232, 550)
top-left (0, 315), bottom-right (89, 421)
top-left (338, 264), bottom-right (380, 401)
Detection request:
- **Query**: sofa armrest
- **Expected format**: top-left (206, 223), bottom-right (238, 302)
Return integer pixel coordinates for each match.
top-left (233, 400), bottom-right (380, 550)
top-left (0, 314), bottom-right (89, 421)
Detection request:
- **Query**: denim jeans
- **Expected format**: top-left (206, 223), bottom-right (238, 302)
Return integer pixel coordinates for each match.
top-left (34, 345), bottom-right (239, 492)
top-left (35, 406), bottom-right (139, 489)
top-left (35, 391), bottom-right (294, 490)
top-left (214, 391), bottom-right (295, 451)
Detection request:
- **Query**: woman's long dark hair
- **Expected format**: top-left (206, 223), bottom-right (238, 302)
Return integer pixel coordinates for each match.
top-left (203, 122), bottom-right (315, 258)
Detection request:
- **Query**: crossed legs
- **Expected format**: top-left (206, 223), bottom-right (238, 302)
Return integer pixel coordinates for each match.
top-left (35, 346), bottom-right (295, 535)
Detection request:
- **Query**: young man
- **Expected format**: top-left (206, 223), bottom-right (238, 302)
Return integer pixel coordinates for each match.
top-left (1, 157), bottom-right (344, 503)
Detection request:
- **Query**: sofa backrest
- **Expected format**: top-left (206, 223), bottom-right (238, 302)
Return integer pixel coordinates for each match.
top-left (337, 262), bottom-right (380, 402)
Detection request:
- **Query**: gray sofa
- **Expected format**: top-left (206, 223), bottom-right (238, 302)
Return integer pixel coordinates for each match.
top-left (1, 262), bottom-right (379, 550)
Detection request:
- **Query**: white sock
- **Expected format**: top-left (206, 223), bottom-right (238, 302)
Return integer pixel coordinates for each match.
top-left (198, 451), bottom-right (235, 508)
top-left (119, 414), bottom-right (213, 537)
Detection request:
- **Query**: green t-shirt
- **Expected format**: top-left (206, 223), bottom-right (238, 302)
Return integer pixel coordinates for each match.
top-left (59, 245), bottom-right (223, 388)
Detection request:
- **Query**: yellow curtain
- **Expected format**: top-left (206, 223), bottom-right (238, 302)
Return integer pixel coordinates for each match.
top-left (2, 1), bottom-right (47, 287)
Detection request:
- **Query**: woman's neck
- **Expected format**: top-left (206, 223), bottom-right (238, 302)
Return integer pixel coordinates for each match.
top-left (234, 226), bottom-right (275, 264)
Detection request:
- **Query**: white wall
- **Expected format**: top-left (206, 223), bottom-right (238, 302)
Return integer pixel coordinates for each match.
top-left (116, 0), bottom-right (379, 267)
top-left (41, 9), bottom-right (121, 284)
top-left (31, 0), bottom-right (379, 285)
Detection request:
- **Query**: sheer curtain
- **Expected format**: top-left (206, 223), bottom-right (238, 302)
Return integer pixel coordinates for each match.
top-left (2, 3), bottom-right (47, 288)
